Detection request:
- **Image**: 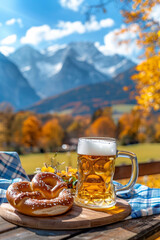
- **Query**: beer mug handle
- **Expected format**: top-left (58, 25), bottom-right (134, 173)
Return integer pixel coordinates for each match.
top-left (115, 150), bottom-right (138, 194)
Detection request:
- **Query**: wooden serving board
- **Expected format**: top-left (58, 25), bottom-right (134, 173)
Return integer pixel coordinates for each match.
top-left (0, 199), bottom-right (131, 230)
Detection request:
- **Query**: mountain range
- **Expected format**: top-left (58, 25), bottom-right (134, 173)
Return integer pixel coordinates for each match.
top-left (0, 42), bottom-right (137, 112)
top-left (0, 53), bottom-right (40, 110)
top-left (27, 67), bottom-right (136, 116)
top-left (9, 42), bottom-right (136, 98)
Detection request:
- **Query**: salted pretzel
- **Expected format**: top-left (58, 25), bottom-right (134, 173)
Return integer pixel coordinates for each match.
top-left (6, 172), bottom-right (74, 217)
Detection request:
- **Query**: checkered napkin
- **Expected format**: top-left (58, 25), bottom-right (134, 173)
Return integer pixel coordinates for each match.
top-left (114, 181), bottom-right (160, 219)
top-left (0, 152), bottom-right (29, 203)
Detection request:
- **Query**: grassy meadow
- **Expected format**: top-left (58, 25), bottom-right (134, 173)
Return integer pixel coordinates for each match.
top-left (20, 143), bottom-right (160, 175)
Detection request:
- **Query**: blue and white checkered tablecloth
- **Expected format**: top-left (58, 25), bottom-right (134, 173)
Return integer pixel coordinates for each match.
top-left (0, 152), bottom-right (29, 203)
top-left (0, 152), bottom-right (160, 219)
top-left (114, 182), bottom-right (160, 218)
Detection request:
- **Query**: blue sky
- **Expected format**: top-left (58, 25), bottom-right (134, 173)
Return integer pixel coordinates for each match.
top-left (0, 0), bottom-right (159, 62)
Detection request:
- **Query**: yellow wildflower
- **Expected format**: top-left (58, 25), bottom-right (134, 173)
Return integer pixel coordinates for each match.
top-left (61, 170), bottom-right (67, 175)
top-left (57, 172), bottom-right (62, 176)
top-left (47, 166), bottom-right (55, 173)
top-left (68, 168), bottom-right (77, 175)
top-left (41, 166), bottom-right (55, 173)
top-left (41, 166), bottom-right (48, 172)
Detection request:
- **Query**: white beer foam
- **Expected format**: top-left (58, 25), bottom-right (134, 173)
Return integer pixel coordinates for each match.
top-left (77, 138), bottom-right (117, 156)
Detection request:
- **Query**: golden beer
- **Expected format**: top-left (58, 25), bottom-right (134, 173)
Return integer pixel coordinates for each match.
top-left (75, 154), bottom-right (116, 208)
top-left (75, 137), bottom-right (138, 209)
top-left (75, 137), bottom-right (117, 209)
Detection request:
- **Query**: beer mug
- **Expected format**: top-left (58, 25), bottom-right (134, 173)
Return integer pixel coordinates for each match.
top-left (75, 137), bottom-right (138, 209)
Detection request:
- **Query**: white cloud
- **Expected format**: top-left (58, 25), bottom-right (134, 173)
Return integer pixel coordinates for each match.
top-left (0, 23), bottom-right (2, 27)
top-left (100, 18), bottom-right (115, 28)
top-left (85, 16), bottom-right (114, 31)
top-left (96, 24), bottom-right (141, 62)
top-left (150, 4), bottom-right (160, 24)
top-left (21, 17), bottom-right (114, 45)
top-left (59, 0), bottom-right (84, 11)
top-left (0, 46), bottom-right (15, 56)
top-left (1, 34), bottom-right (17, 45)
top-left (21, 22), bottom-right (85, 45)
top-left (85, 16), bottom-right (101, 31)
top-left (21, 25), bottom-right (50, 45)
top-left (57, 20), bottom-right (85, 34)
top-left (5, 18), bottom-right (23, 27)
top-left (6, 18), bottom-right (16, 25)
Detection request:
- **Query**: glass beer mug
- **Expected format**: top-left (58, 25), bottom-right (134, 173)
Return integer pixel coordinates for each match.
top-left (75, 137), bottom-right (138, 209)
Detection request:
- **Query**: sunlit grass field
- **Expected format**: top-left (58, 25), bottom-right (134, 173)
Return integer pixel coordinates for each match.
top-left (20, 143), bottom-right (160, 175)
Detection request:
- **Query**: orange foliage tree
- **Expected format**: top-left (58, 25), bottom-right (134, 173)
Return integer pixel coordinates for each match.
top-left (117, 110), bottom-right (154, 144)
top-left (58, 114), bottom-right (74, 130)
top-left (154, 116), bottom-right (160, 142)
top-left (22, 115), bottom-right (42, 149)
top-left (0, 115), bottom-right (6, 149)
top-left (132, 55), bottom-right (160, 111)
top-left (121, 0), bottom-right (160, 111)
top-left (86, 116), bottom-right (116, 137)
top-left (1, 106), bottom-right (15, 149)
top-left (67, 115), bottom-right (90, 138)
top-left (12, 111), bottom-right (32, 150)
top-left (42, 119), bottom-right (64, 151)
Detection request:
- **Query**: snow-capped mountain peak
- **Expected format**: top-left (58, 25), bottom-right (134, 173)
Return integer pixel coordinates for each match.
top-left (9, 42), bottom-right (136, 98)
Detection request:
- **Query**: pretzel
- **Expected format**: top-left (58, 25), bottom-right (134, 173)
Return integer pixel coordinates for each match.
top-left (6, 172), bottom-right (74, 217)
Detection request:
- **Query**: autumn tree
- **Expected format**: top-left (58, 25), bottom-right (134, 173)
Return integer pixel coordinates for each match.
top-left (132, 55), bottom-right (160, 111)
top-left (0, 104), bottom-right (16, 150)
top-left (11, 111), bottom-right (32, 152)
top-left (58, 114), bottom-right (74, 130)
top-left (121, 0), bottom-right (160, 111)
top-left (22, 115), bottom-right (42, 149)
top-left (67, 120), bottom-right (83, 138)
top-left (0, 115), bottom-right (6, 149)
top-left (91, 108), bottom-right (103, 122)
top-left (154, 116), bottom-right (160, 142)
top-left (91, 107), bottom-right (113, 123)
top-left (85, 0), bottom-right (159, 111)
top-left (86, 116), bottom-right (116, 137)
top-left (117, 109), bottom-right (154, 144)
top-left (42, 119), bottom-right (64, 151)
top-left (67, 115), bottom-right (90, 138)
top-left (38, 113), bottom-right (56, 125)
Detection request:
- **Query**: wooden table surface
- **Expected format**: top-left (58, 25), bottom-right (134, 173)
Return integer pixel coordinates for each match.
top-left (1, 214), bottom-right (160, 240)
